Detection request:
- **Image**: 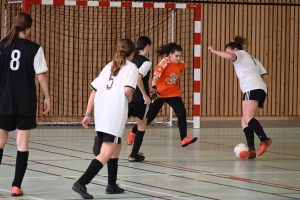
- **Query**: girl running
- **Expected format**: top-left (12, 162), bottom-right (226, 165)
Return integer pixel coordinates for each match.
top-left (127, 42), bottom-right (198, 156)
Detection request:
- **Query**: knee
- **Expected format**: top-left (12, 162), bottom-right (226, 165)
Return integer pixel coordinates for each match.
top-left (241, 119), bottom-right (247, 129)
top-left (242, 116), bottom-right (253, 125)
top-left (176, 109), bottom-right (186, 119)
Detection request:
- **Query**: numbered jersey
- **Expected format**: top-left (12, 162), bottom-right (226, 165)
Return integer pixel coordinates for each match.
top-left (130, 54), bottom-right (152, 103)
top-left (90, 60), bottom-right (138, 137)
top-left (233, 50), bottom-right (267, 93)
top-left (0, 38), bottom-right (48, 116)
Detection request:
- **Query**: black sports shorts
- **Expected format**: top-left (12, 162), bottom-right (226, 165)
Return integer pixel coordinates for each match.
top-left (243, 89), bottom-right (267, 108)
top-left (0, 115), bottom-right (37, 131)
top-left (96, 131), bottom-right (121, 144)
top-left (128, 102), bottom-right (149, 120)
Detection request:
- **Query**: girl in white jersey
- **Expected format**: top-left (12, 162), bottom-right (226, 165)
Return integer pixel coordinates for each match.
top-left (208, 36), bottom-right (272, 159)
top-left (72, 38), bottom-right (138, 199)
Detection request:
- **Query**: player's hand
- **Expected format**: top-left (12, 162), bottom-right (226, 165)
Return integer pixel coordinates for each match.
top-left (150, 87), bottom-right (157, 94)
top-left (151, 91), bottom-right (160, 103)
top-left (143, 95), bottom-right (151, 105)
top-left (82, 116), bottom-right (90, 129)
top-left (43, 98), bottom-right (50, 114)
top-left (208, 46), bottom-right (215, 52)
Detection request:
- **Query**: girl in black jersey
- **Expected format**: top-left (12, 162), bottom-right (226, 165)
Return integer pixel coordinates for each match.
top-left (0, 12), bottom-right (50, 196)
top-left (127, 36), bottom-right (152, 162)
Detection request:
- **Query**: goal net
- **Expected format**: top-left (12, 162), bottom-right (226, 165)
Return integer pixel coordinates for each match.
top-left (5, 0), bottom-right (201, 128)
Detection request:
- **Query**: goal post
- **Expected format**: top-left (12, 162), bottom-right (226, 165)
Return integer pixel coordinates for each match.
top-left (21, 0), bottom-right (201, 128)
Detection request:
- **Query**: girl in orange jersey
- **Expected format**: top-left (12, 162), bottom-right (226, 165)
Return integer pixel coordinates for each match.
top-left (127, 43), bottom-right (197, 159)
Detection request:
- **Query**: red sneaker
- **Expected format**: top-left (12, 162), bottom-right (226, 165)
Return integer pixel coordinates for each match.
top-left (258, 138), bottom-right (273, 156)
top-left (246, 149), bottom-right (256, 159)
top-left (127, 131), bottom-right (136, 145)
top-left (11, 186), bottom-right (23, 197)
top-left (180, 133), bottom-right (198, 147)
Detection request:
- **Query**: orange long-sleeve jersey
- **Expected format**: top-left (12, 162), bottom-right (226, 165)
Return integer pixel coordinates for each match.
top-left (153, 57), bottom-right (185, 98)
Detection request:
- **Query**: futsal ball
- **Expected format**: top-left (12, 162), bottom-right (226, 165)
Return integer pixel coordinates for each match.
top-left (234, 143), bottom-right (249, 159)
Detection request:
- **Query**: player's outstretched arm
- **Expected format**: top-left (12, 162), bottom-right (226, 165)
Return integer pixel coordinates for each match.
top-left (208, 46), bottom-right (236, 61)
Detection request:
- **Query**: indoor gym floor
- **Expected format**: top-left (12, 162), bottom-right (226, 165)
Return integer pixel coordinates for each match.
top-left (0, 121), bottom-right (299, 200)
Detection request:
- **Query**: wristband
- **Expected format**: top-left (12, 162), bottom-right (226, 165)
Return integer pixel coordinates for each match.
top-left (83, 113), bottom-right (91, 117)
top-left (152, 85), bottom-right (157, 89)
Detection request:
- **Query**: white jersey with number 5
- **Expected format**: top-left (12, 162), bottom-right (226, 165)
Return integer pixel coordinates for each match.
top-left (233, 50), bottom-right (267, 94)
top-left (90, 60), bottom-right (138, 137)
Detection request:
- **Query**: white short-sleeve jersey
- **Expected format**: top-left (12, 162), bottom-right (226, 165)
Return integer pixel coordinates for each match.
top-left (90, 60), bottom-right (138, 137)
top-left (34, 47), bottom-right (48, 74)
top-left (233, 50), bottom-right (267, 93)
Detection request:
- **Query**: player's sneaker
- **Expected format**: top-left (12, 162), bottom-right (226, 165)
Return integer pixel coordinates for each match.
top-left (92, 135), bottom-right (102, 156)
top-left (127, 131), bottom-right (136, 145)
top-left (180, 133), bottom-right (198, 147)
top-left (128, 152), bottom-right (145, 162)
top-left (11, 186), bottom-right (23, 197)
top-left (258, 138), bottom-right (273, 156)
top-left (246, 147), bottom-right (256, 159)
top-left (105, 184), bottom-right (124, 194)
top-left (72, 181), bottom-right (93, 199)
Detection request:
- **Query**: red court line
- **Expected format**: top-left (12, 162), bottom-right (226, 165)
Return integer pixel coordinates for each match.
top-left (146, 160), bottom-right (300, 190)
top-left (262, 165), bottom-right (300, 172)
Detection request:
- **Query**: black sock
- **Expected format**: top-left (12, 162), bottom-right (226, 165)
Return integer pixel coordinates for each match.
top-left (107, 158), bottom-right (118, 187)
top-left (132, 125), bottom-right (138, 134)
top-left (78, 159), bottom-right (103, 185)
top-left (12, 151), bottom-right (29, 188)
top-left (131, 130), bottom-right (145, 157)
top-left (248, 118), bottom-right (267, 142)
top-left (0, 148), bottom-right (3, 164)
top-left (243, 127), bottom-right (255, 149)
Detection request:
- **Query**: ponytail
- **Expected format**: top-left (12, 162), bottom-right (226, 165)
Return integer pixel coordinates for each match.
top-left (225, 35), bottom-right (249, 50)
top-left (1, 12), bottom-right (32, 50)
top-left (111, 50), bottom-right (126, 76)
top-left (110, 38), bottom-right (135, 76)
top-left (157, 42), bottom-right (183, 57)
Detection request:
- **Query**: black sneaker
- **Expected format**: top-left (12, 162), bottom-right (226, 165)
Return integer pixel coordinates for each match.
top-left (92, 135), bottom-right (102, 156)
top-left (72, 181), bottom-right (93, 199)
top-left (105, 184), bottom-right (125, 194)
top-left (128, 152), bottom-right (145, 162)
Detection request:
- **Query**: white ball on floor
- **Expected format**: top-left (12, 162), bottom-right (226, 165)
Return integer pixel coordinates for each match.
top-left (234, 143), bottom-right (249, 159)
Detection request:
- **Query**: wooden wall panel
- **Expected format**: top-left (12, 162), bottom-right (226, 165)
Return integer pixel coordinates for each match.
top-left (201, 2), bottom-right (300, 119)
top-left (1, 0), bottom-right (299, 122)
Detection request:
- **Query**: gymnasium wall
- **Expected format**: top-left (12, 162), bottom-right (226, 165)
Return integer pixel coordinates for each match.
top-left (1, 0), bottom-right (299, 121)
top-left (0, 1), bottom-right (4, 39)
top-left (201, 0), bottom-right (300, 120)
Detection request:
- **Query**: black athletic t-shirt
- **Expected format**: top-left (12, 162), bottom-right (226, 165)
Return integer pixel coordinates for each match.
top-left (130, 55), bottom-right (152, 103)
top-left (0, 38), bottom-right (45, 116)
